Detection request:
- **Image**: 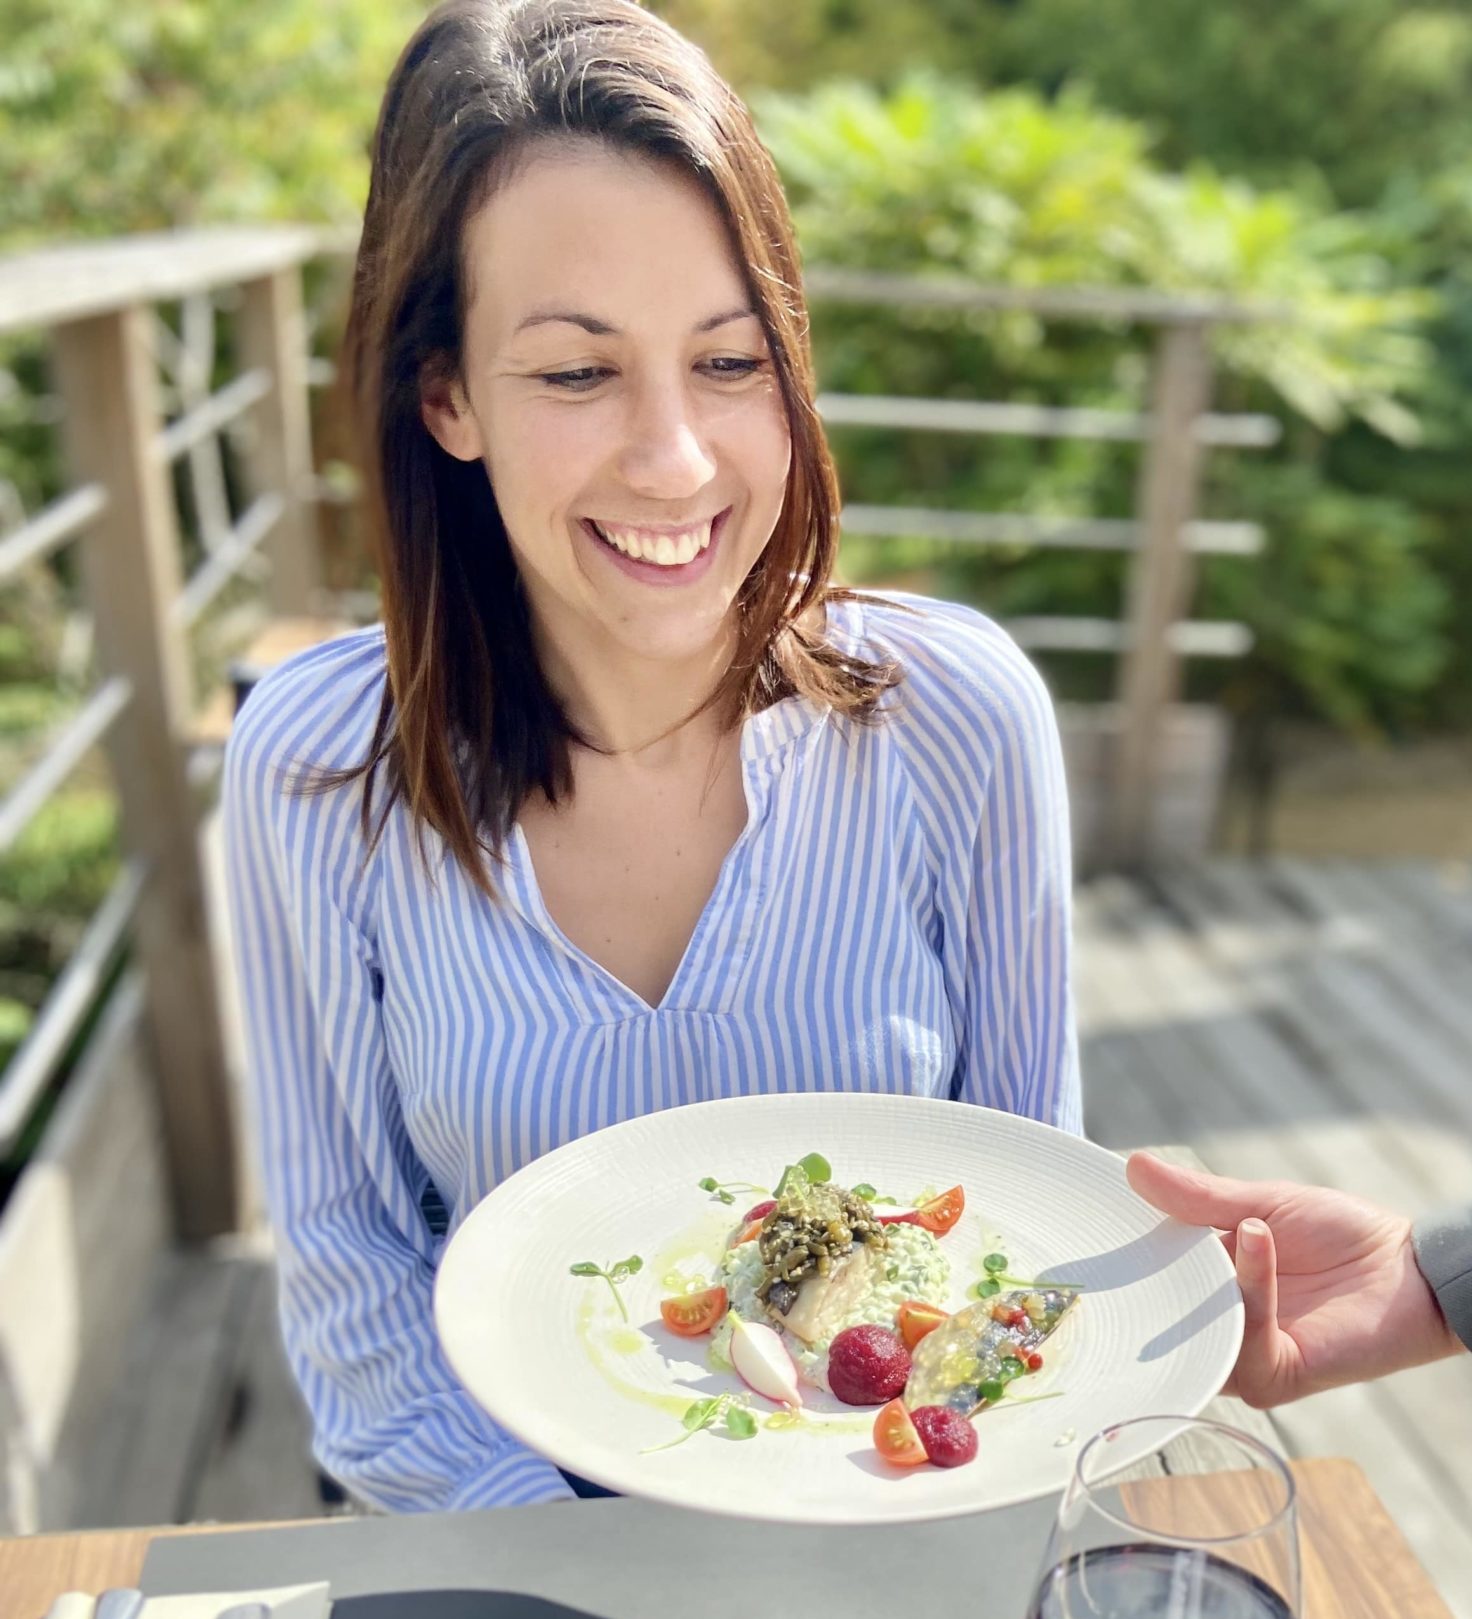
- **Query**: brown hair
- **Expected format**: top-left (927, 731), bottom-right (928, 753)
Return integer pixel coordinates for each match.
top-left (312, 0), bottom-right (900, 898)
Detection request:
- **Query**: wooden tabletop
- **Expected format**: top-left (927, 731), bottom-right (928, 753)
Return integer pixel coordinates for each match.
top-left (0, 1457), bottom-right (1452, 1619)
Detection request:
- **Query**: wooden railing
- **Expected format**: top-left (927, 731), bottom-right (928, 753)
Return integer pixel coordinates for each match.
top-left (0, 226), bottom-right (1281, 1237)
top-left (805, 267), bottom-right (1282, 866)
top-left (0, 228), bottom-right (329, 1239)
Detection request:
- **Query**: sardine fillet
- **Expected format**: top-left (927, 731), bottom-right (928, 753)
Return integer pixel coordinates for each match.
top-left (904, 1288), bottom-right (1077, 1414)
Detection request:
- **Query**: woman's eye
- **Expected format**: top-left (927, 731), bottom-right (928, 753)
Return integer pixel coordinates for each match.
top-left (538, 367), bottom-right (613, 391)
top-left (536, 357), bottom-right (768, 391)
top-left (702, 357), bottom-right (768, 379)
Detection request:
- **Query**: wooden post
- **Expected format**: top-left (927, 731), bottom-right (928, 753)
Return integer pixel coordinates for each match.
top-left (1108, 321), bottom-right (1213, 867)
top-left (235, 267), bottom-right (321, 614)
top-left (52, 307), bottom-right (239, 1241)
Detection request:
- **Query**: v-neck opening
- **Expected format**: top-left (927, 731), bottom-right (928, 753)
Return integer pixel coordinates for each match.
top-left (502, 694), bottom-right (826, 1015)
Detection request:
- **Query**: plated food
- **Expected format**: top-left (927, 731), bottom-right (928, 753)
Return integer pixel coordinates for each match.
top-left (580, 1150), bottom-right (1082, 1471)
top-left (434, 1093), bottom-right (1242, 1525)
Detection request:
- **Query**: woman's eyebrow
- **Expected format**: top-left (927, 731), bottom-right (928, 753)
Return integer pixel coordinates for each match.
top-left (511, 305), bottom-right (759, 336)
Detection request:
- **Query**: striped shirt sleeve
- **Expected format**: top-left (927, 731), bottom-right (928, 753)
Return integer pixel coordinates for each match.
top-left (875, 597), bottom-right (1082, 1134)
top-left (221, 644), bottom-right (573, 1512)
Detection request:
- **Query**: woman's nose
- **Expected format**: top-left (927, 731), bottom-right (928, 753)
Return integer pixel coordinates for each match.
top-left (617, 383), bottom-right (717, 499)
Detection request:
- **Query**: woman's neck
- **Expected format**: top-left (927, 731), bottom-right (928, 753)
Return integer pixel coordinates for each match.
top-left (536, 621), bottom-right (738, 763)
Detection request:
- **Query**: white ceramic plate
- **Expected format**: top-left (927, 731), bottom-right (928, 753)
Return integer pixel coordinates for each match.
top-left (435, 1094), bottom-right (1241, 1524)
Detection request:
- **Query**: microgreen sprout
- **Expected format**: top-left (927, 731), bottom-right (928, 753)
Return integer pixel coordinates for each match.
top-left (976, 1252), bottom-right (1084, 1298)
top-left (641, 1393), bottom-right (758, 1452)
top-left (697, 1176), bottom-right (767, 1206)
top-left (569, 1255), bottom-right (643, 1323)
top-left (773, 1152), bottom-right (832, 1198)
top-left (851, 1182), bottom-right (899, 1206)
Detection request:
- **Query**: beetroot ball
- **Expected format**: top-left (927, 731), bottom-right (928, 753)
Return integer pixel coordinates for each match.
top-left (911, 1405), bottom-right (979, 1467)
top-left (827, 1324), bottom-right (912, 1405)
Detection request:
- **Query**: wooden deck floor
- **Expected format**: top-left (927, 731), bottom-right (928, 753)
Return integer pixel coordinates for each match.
top-left (1077, 857), bottom-right (1472, 1616)
top-left (81, 854), bottom-right (1472, 1617)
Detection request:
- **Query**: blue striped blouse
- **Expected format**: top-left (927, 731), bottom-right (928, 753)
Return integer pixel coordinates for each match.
top-left (221, 591), bottom-right (1081, 1512)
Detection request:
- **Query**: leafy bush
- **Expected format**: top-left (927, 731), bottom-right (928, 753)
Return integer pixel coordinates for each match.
top-left (756, 75), bottom-right (1450, 734)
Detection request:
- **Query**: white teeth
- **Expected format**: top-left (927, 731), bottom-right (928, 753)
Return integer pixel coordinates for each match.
top-left (594, 518), bottom-right (714, 567)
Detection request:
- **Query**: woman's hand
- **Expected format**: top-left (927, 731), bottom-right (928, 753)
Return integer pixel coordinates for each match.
top-left (1126, 1151), bottom-right (1462, 1407)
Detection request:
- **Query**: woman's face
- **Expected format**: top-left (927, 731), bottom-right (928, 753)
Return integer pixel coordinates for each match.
top-left (424, 142), bottom-right (792, 675)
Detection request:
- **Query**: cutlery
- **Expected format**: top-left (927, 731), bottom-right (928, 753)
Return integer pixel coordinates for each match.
top-left (94, 1594), bottom-right (145, 1619)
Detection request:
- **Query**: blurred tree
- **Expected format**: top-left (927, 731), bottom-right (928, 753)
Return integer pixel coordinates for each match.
top-left (665, 0), bottom-right (1472, 742)
top-left (756, 76), bottom-right (1449, 815)
top-left (663, 0), bottom-right (1472, 209)
top-left (0, 0), bottom-right (424, 244)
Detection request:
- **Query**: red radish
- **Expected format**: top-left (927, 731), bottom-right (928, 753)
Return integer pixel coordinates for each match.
top-left (742, 1198), bottom-right (778, 1223)
top-left (877, 1210), bottom-right (920, 1226)
top-left (728, 1315), bottom-right (803, 1408)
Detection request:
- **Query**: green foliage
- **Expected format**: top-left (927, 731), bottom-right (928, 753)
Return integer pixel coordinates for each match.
top-left (1200, 465), bottom-right (1450, 736)
top-left (0, 999), bottom-right (32, 1068)
top-left (667, 0), bottom-right (1472, 211)
top-left (0, 786), bottom-right (120, 919)
top-left (0, 0), bottom-right (424, 244)
top-left (760, 77), bottom-right (1434, 436)
top-left (756, 76), bottom-right (1450, 728)
top-left (972, 0), bottom-right (1472, 210)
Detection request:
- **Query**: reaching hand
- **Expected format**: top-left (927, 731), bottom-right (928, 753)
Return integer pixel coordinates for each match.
top-left (1125, 1152), bottom-right (1462, 1407)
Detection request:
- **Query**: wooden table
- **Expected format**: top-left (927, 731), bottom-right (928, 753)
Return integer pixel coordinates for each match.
top-left (0, 1457), bottom-right (1453, 1619)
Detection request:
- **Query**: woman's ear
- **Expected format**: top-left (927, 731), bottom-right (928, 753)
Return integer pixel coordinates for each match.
top-left (420, 365), bottom-right (484, 462)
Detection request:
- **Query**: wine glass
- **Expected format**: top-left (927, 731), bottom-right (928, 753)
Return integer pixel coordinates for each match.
top-left (1028, 1415), bottom-right (1300, 1618)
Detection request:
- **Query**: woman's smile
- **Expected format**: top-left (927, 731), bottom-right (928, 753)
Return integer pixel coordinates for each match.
top-left (578, 506), bottom-right (732, 586)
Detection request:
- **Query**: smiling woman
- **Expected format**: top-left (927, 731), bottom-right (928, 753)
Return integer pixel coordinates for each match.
top-left (221, 0), bottom-right (1081, 1518)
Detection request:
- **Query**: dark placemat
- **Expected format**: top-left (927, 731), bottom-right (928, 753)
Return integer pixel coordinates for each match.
top-left (336, 1598), bottom-right (601, 1618)
top-left (142, 1493), bottom-right (1061, 1618)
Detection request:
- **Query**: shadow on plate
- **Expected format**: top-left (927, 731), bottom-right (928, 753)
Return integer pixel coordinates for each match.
top-left (1039, 1217), bottom-right (1213, 1296)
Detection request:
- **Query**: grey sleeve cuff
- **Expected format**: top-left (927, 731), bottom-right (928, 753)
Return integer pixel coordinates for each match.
top-left (1413, 1206), bottom-right (1472, 1354)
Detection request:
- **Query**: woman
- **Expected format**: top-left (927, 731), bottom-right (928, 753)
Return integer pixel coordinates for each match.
top-left (223, 0), bottom-right (1080, 1512)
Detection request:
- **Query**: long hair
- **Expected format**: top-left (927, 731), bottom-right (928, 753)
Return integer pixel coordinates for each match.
top-left (308, 0), bottom-right (901, 898)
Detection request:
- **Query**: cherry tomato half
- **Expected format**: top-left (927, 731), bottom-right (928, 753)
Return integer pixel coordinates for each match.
top-left (659, 1285), bottom-right (728, 1337)
top-left (896, 1300), bottom-right (950, 1351)
top-left (873, 1397), bottom-right (928, 1467)
top-left (915, 1185), bottom-right (965, 1236)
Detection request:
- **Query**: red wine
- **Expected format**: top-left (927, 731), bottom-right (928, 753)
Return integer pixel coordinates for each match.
top-left (1029, 1544), bottom-right (1294, 1619)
